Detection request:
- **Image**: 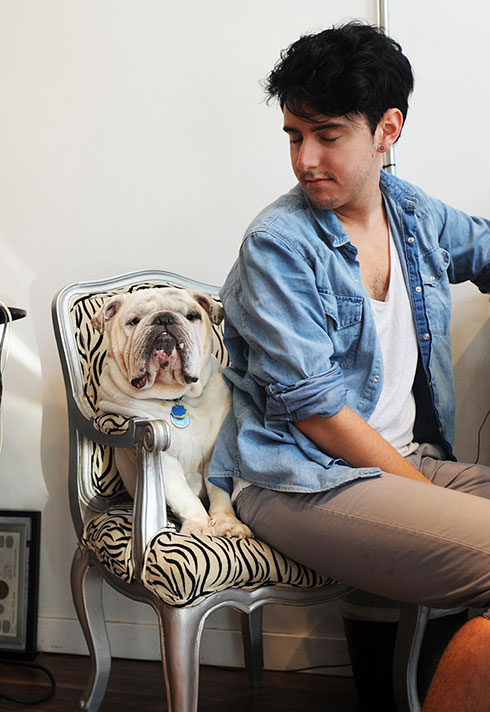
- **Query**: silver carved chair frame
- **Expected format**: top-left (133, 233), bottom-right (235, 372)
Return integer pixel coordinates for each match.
top-left (52, 269), bottom-right (428, 712)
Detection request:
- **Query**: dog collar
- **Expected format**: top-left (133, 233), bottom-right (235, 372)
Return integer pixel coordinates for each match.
top-left (170, 403), bottom-right (190, 429)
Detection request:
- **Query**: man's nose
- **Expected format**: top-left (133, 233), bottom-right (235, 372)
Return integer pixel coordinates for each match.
top-left (295, 138), bottom-right (321, 172)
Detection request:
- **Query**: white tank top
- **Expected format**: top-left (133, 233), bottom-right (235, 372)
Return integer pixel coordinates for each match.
top-left (367, 231), bottom-right (418, 456)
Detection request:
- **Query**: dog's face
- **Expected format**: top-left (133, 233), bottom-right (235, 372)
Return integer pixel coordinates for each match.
top-left (92, 287), bottom-right (222, 400)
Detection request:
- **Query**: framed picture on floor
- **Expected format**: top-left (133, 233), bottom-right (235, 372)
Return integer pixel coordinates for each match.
top-left (0, 510), bottom-right (41, 660)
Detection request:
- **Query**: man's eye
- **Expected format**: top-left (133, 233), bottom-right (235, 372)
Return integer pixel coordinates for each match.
top-left (320, 135), bottom-right (339, 143)
top-left (289, 137), bottom-right (302, 145)
top-left (127, 317), bottom-right (140, 327)
top-left (186, 311), bottom-right (202, 322)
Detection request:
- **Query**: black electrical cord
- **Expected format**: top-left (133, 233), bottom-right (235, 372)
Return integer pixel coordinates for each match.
top-left (287, 663), bottom-right (352, 672)
top-left (0, 314), bottom-right (9, 407)
top-left (475, 406), bottom-right (490, 464)
top-left (214, 661), bottom-right (352, 673)
top-left (0, 660), bottom-right (56, 705)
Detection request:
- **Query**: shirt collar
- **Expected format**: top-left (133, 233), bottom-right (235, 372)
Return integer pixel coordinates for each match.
top-left (380, 171), bottom-right (419, 211)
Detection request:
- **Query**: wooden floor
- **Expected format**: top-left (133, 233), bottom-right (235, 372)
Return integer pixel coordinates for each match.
top-left (0, 653), bottom-right (358, 711)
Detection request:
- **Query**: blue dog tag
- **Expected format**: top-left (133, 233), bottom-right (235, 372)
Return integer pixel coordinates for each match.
top-left (170, 403), bottom-right (190, 429)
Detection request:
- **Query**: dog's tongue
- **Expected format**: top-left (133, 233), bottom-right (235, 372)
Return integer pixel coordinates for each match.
top-left (131, 374), bottom-right (148, 389)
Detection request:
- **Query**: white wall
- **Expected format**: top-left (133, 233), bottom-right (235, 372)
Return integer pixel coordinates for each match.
top-left (1, 0), bottom-right (489, 673)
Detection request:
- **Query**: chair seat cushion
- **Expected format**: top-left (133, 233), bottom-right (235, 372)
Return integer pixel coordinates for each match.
top-left (83, 507), bottom-right (337, 607)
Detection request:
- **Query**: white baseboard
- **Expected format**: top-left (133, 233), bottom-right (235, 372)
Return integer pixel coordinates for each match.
top-left (37, 617), bottom-right (352, 676)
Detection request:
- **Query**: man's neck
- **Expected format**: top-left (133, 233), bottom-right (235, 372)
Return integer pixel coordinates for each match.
top-left (333, 179), bottom-right (384, 234)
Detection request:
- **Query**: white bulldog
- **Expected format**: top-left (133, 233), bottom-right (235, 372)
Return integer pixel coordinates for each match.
top-left (92, 287), bottom-right (252, 538)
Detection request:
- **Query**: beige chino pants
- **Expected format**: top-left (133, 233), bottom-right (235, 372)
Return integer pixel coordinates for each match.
top-left (235, 444), bottom-right (490, 614)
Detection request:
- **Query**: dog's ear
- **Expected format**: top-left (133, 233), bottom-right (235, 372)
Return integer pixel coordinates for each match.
top-left (91, 294), bottom-right (126, 333)
top-left (190, 290), bottom-right (223, 325)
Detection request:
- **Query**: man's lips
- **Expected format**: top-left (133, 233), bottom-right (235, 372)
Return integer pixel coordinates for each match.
top-left (303, 176), bottom-right (333, 185)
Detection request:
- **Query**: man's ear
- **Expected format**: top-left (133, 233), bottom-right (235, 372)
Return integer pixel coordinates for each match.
top-left (189, 290), bottom-right (223, 325)
top-left (377, 108), bottom-right (404, 151)
top-left (91, 294), bottom-right (126, 333)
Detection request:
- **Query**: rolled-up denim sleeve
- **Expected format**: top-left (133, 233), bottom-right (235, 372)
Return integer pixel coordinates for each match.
top-left (265, 367), bottom-right (347, 422)
top-left (225, 230), bottom-right (347, 422)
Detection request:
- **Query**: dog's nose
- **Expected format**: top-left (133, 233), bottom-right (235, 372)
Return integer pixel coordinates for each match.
top-left (152, 312), bottom-right (176, 327)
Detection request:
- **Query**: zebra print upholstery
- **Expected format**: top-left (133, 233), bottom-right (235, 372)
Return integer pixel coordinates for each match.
top-left (71, 278), bottom-right (339, 607)
top-left (83, 507), bottom-right (334, 607)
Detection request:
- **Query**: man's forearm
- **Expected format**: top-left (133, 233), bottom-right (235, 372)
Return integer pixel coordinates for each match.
top-left (296, 405), bottom-right (431, 484)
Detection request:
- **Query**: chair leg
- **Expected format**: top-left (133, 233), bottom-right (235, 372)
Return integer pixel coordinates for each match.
top-left (157, 604), bottom-right (203, 712)
top-left (240, 607), bottom-right (264, 688)
top-left (71, 546), bottom-right (112, 712)
top-left (393, 604), bottom-right (430, 712)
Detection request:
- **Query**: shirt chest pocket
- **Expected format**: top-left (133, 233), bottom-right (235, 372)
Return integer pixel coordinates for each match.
top-left (319, 292), bottom-right (364, 370)
top-left (420, 247), bottom-right (451, 335)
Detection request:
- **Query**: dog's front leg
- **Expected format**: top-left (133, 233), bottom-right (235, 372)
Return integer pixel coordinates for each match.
top-left (206, 480), bottom-right (254, 538)
top-left (164, 455), bottom-right (215, 535)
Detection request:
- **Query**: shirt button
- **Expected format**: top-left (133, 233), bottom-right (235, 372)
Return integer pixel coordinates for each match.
top-left (373, 374), bottom-right (380, 382)
top-left (423, 333), bottom-right (430, 340)
top-left (407, 236), bottom-right (415, 243)
top-left (415, 285), bottom-right (422, 292)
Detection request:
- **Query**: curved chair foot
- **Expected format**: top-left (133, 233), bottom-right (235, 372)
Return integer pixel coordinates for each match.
top-left (71, 546), bottom-right (112, 711)
top-left (393, 604), bottom-right (430, 712)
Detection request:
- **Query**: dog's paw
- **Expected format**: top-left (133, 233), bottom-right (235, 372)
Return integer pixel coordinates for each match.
top-left (210, 513), bottom-right (254, 539)
top-left (179, 517), bottom-right (214, 537)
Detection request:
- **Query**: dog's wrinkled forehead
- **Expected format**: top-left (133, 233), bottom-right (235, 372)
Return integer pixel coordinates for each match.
top-left (91, 286), bottom-right (222, 335)
top-left (124, 288), bottom-right (196, 319)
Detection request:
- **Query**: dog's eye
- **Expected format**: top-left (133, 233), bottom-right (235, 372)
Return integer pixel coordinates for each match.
top-left (127, 317), bottom-right (140, 327)
top-left (186, 311), bottom-right (202, 322)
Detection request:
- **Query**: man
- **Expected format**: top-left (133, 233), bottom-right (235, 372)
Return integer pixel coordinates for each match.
top-left (209, 21), bottom-right (490, 711)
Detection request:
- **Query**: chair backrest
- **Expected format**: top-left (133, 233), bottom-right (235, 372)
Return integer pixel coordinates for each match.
top-left (52, 269), bottom-right (226, 534)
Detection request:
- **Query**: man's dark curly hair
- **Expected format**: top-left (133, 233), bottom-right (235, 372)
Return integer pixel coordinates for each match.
top-left (265, 21), bottom-right (414, 134)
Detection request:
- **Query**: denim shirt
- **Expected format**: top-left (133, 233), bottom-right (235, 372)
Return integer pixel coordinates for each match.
top-left (209, 171), bottom-right (490, 494)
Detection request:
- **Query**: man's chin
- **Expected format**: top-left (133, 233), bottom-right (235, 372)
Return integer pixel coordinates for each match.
top-left (305, 191), bottom-right (341, 211)
top-left (300, 182), bottom-right (341, 211)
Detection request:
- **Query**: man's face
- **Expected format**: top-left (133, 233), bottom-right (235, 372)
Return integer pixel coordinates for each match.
top-left (283, 106), bottom-right (382, 213)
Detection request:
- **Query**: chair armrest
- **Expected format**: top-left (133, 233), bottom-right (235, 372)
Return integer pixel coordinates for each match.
top-left (132, 419), bottom-right (172, 576)
top-left (70, 401), bottom-right (172, 576)
top-left (70, 399), bottom-right (149, 449)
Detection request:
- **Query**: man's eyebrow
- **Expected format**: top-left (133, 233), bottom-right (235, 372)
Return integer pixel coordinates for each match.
top-left (282, 121), bottom-right (346, 134)
top-left (311, 121), bottom-right (346, 131)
